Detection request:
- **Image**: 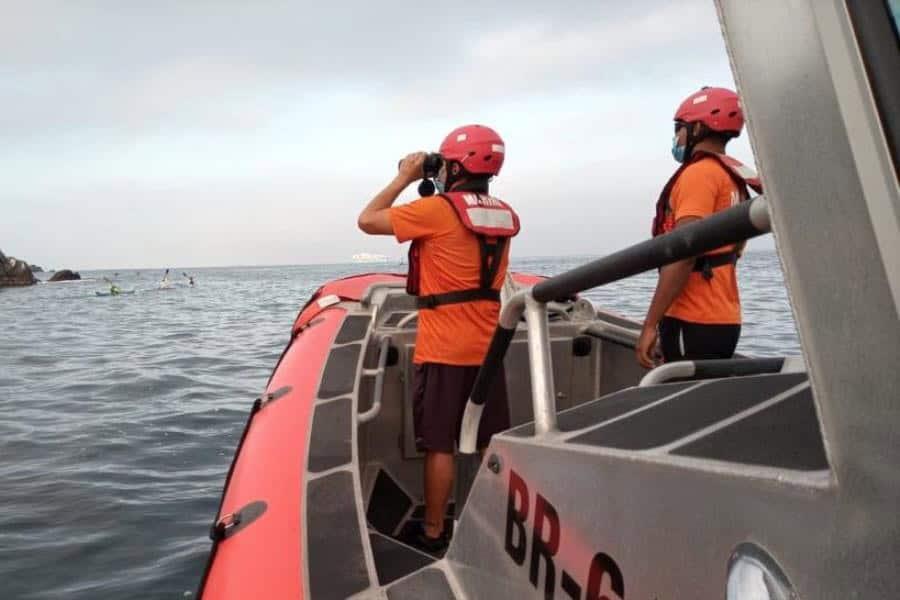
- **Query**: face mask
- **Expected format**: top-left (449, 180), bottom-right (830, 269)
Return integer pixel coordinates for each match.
top-left (434, 178), bottom-right (446, 194)
top-left (671, 135), bottom-right (687, 163)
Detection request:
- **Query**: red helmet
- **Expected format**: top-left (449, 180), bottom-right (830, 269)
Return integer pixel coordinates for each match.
top-left (674, 87), bottom-right (744, 134)
top-left (439, 124), bottom-right (505, 176)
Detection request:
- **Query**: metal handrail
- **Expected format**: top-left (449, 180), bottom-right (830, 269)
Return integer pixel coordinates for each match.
top-left (639, 357), bottom-right (795, 387)
top-left (532, 196), bottom-right (770, 303)
top-left (358, 336), bottom-right (391, 424)
top-left (459, 291), bottom-right (528, 453)
top-left (458, 196), bottom-right (772, 453)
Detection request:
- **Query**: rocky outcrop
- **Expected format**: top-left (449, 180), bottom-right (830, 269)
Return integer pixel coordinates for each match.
top-left (48, 269), bottom-right (81, 282)
top-left (0, 249), bottom-right (38, 287)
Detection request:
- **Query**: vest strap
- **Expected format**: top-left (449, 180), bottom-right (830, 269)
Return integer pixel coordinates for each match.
top-left (416, 287), bottom-right (502, 309)
top-left (693, 251), bottom-right (739, 280)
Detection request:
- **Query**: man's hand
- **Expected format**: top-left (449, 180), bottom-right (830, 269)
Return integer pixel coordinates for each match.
top-left (636, 324), bottom-right (661, 369)
top-left (358, 151), bottom-right (427, 235)
top-left (398, 152), bottom-right (426, 185)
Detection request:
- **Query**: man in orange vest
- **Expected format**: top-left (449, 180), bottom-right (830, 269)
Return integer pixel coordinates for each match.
top-left (358, 124), bottom-right (519, 553)
top-left (637, 87), bottom-right (762, 369)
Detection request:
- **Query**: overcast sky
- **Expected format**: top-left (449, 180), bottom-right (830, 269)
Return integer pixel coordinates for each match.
top-left (2, 0), bottom-right (768, 270)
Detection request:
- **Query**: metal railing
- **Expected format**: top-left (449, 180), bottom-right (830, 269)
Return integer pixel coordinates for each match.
top-left (458, 195), bottom-right (772, 453)
top-left (358, 336), bottom-right (391, 423)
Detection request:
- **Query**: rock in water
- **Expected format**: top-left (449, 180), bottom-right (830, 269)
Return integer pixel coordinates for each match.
top-left (48, 269), bottom-right (81, 282)
top-left (31, 265), bottom-right (44, 273)
top-left (0, 248), bottom-right (38, 287)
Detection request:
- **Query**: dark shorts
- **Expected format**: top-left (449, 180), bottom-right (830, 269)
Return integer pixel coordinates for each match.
top-left (412, 362), bottom-right (511, 453)
top-left (659, 316), bottom-right (741, 362)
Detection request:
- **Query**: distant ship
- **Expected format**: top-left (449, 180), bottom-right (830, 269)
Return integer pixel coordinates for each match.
top-left (351, 252), bottom-right (390, 264)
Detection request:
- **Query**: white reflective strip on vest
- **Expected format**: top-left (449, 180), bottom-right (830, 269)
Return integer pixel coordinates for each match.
top-left (466, 207), bottom-right (515, 230)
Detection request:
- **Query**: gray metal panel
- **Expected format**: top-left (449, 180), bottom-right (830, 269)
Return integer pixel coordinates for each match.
top-left (674, 385), bottom-right (827, 470)
top-left (505, 381), bottom-right (698, 437)
top-left (598, 338), bottom-right (647, 397)
top-left (569, 373), bottom-right (806, 450)
top-left (450, 438), bottom-right (839, 599)
top-left (718, 1), bottom-right (899, 591)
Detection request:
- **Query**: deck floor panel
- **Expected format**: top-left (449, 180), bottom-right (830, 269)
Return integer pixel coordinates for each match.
top-left (569, 373), bottom-right (808, 450)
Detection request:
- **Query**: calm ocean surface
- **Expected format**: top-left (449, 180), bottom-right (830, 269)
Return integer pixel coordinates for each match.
top-left (0, 252), bottom-right (799, 599)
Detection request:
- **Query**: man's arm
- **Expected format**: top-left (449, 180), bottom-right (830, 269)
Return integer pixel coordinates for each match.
top-left (635, 216), bottom-right (701, 368)
top-left (358, 152), bottom-right (425, 235)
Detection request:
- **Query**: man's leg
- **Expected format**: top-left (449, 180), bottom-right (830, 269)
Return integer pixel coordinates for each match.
top-left (681, 321), bottom-right (742, 359)
top-left (413, 363), bottom-right (458, 547)
top-left (659, 316), bottom-right (686, 363)
top-left (423, 451), bottom-right (454, 538)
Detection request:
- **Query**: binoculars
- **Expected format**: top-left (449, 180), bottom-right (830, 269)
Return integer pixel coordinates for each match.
top-left (398, 153), bottom-right (444, 179)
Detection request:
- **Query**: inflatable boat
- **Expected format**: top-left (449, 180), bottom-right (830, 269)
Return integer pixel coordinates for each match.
top-left (198, 0), bottom-right (899, 595)
top-left (196, 271), bottom-right (652, 598)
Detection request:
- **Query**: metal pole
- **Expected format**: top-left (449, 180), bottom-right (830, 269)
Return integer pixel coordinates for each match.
top-left (532, 196), bottom-right (771, 303)
top-left (459, 291), bottom-right (528, 453)
top-left (524, 293), bottom-right (558, 436)
top-left (357, 336), bottom-right (391, 423)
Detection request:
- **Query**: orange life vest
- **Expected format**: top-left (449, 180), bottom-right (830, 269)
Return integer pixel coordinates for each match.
top-left (652, 151), bottom-right (762, 279)
top-left (407, 192), bottom-right (520, 309)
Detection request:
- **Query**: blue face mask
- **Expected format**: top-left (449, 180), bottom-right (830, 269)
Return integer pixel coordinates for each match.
top-left (671, 135), bottom-right (687, 163)
top-left (434, 178), bottom-right (445, 194)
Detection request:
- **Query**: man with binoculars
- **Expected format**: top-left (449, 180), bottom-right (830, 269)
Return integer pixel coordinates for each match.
top-left (358, 124), bottom-right (519, 553)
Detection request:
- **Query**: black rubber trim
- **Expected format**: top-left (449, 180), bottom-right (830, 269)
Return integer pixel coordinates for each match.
top-left (687, 358), bottom-right (785, 381)
top-left (366, 469), bottom-right (413, 535)
top-left (531, 198), bottom-right (765, 304)
top-left (470, 325), bottom-right (516, 406)
top-left (335, 314), bottom-right (370, 344)
top-left (307, 471), bottom-right (370, 598)
top-left (318, 344), bottom-right (361, 399)
top-left (370, 533), bottom-right (435, 585)
top-left (569, 373), bottom-right (807, 449)
top-left (846, 0), bottom-right (900, 178)
top-left (674, 385), bottom-right (828, 470)
top-left (307, 397), bottom-right (353, 472)
top-left (387, 567), bottom-right (455, 600)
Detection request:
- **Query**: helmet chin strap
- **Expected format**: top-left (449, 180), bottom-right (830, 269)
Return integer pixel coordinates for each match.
top-left (683, 124), bottom-right (699, 162)
top-left (683, 123), bottom-right (712, 161)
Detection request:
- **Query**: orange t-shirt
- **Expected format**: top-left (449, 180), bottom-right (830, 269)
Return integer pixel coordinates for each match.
top-left (390, 196), bottom-right (511, 366)
top-left (666, 157), bottom-right (743, 324)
